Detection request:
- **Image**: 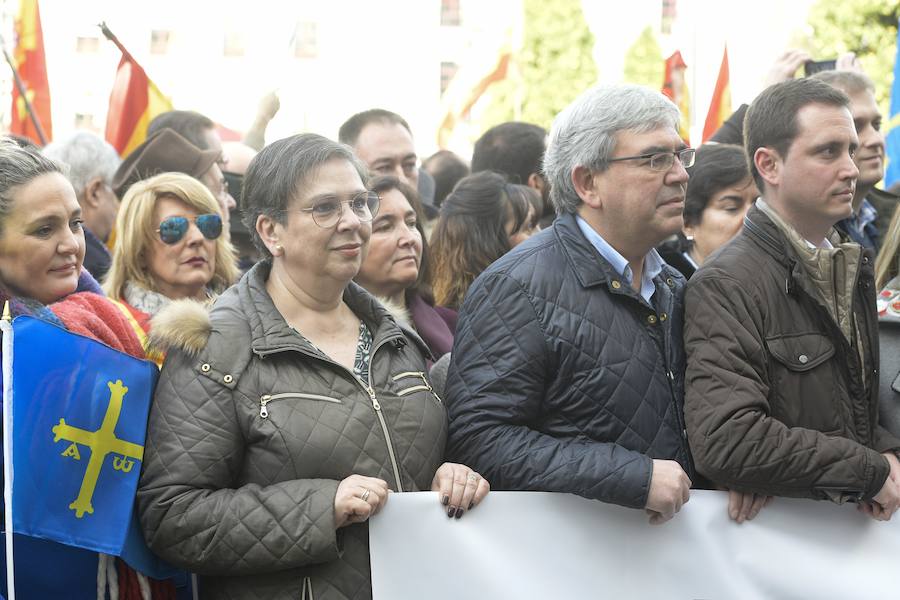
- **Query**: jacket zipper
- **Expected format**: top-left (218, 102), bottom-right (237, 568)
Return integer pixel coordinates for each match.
top-left (392, 371), bottom-right (443, 404)
top-left (302, 576), bottom-right (314, 600)
top-left (255, 334), bottom-right (406, 492)
top-left (259, 392), bottom-right (342, 419)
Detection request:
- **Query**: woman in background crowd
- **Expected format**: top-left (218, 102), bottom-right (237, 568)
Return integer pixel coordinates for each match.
top-left (658, 144), bottom-right (758, 278)
top-left (354, 175), bottom-right (457, 362)
top-left (430, 171), bottom-right (540, 310)
top-left (104, 172), bottom-right (238, 358)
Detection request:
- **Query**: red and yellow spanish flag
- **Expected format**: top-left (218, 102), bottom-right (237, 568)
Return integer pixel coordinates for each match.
top-left (703, 46), bottom-right (731, 142)
top-left (662, 51), bottom-right (690, 145)
top-left (10, 0), bottom-right (52, 145)
top-left (102, 23), bottom-right (173, 157)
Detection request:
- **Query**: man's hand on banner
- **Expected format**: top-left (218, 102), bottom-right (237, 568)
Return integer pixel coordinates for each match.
top-left (334, 474), bottom-right (390, 528)
top-left (727, 490), bottom-right (773, 523)
top-left (645, 459), bottom-right (691, 525)
top-left (431, 463), bottom-right (490, 520)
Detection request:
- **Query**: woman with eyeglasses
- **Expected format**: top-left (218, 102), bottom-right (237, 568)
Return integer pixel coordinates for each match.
top-left (103, 172), bottom-right (239, 361)
top-left (0, 140), bottom-right (184, 598)
top-left (137, 134), bottom-right (489, 600)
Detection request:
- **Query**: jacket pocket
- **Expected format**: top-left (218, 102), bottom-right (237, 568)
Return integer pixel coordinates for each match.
top-left (392, 371), bottom-right (442, 405)
top-left (766, 333), bottom-right (835, 371)
top-left (765, 332), bottom-right (840, 432)
top-left (259, 392), bottom-right (342, 419)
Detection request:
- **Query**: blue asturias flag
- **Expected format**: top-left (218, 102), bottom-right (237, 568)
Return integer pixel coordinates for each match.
top-left (3, 316), bottom-right (159, 561)
top-left (885, 19), bottom-right (900, 189)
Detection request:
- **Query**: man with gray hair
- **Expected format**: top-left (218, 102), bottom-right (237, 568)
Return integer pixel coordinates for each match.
top-left (445, 84), bottom-right (695, 523)
top-left (43, 131), bottom-right (121, 280)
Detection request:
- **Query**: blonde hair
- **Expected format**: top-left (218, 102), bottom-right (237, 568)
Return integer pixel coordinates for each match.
top-left (104, 172), bottom-right (239, 299)
top-left (875, 206), bottom-right (900, 291)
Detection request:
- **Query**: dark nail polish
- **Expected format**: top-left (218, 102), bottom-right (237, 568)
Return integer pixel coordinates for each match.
top-left (447, 506), bottom-right (456, 518)
top-left (455, 508), bottom-right (464, 519)
top-left (441, 495), bottom-right (449, 506)
top-left (468, 502), bottom-right (474, 510)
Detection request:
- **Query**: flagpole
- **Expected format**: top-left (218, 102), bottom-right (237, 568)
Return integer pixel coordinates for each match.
top-left (2, 302), bottom-right (16, 600)
top-left (0, 33), bottom-right (47, 146)
top-left (97, 22), bottom-right (135, 62)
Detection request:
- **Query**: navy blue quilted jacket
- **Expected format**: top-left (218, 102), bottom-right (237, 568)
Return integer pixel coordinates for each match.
top-left (445, 213), bottom-right (694, 509)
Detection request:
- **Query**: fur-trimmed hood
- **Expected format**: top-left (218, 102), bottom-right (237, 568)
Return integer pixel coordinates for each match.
top-left (148, 298), bottom-right (212, 357)
top-left (147, 290), bottom-right (415, 359)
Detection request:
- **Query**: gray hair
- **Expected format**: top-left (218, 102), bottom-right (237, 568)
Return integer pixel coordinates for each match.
top-left (242, 133), bottom-right (368, 257)
top-left (43, 131), bottom-right (121, 202)
top-left (0, 137), bottom-right (65, 234)
top-left (543, 84), bottom-right (680, 214)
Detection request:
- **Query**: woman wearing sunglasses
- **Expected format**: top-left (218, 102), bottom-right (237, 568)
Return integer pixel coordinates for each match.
top-left (104, 172), bottom-right (239, 360)
top-left (137, 134), bottom-right (489, 600)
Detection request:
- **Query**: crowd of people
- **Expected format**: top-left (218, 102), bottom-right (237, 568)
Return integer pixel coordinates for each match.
top-left (0, 47), bottom-right (898, 600)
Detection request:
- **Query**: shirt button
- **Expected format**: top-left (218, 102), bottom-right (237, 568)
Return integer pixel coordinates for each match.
top-left (200, 363), bottom-right (211, 373)
top-left (798, 354), bottom-right (809, 364)
top-left (647, 315), bottom-right (658, 325)
top-left (659, 312), bottom-right (668, 321)
top-left (666, 277), bottom-right (675, 288)
top-left (611, 280), bottom-right (622, 289)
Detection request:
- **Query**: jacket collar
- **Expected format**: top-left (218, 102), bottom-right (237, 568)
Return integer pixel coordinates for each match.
top-left (553, 212), bottom-right (682, 295)
top-left (234, 260), bottom-right (422, 359)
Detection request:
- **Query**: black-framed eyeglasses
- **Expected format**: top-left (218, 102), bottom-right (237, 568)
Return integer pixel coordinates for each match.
top-left (296, 190), bottom-right (381, 229)
top-left (156, 214), bottom-right (223, 244)
top-left (606, 148), bottom-right (696, 172)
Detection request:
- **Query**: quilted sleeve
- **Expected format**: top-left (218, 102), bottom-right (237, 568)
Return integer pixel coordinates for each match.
top-left (684, 271), bottom-right (890, 501)
top-left (137, 349), bottom-right (341, 576)
top-left (445, 272), bottom-right (653, 509)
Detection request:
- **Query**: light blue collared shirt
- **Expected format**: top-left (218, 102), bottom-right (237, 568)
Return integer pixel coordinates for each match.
top-left (575, 215), bottom-right (665, 304)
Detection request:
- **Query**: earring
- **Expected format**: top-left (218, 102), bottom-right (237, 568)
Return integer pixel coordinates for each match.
top-left (274, 244), bottom-right (283, 255)
top-left (685, 235), bottom-right (694, 242)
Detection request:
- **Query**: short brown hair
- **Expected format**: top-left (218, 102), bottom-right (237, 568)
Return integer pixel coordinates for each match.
top-left (744, 78), bottom-right (849, 191)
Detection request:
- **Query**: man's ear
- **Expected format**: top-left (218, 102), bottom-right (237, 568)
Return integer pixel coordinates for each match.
top-left (84, 176), bottom-right (106, 209)
top-left (255, 214), bottom-right (282, 256)
top-left (754, 147), bottom-right (781, 188)
top-left (527, 172), bottom-right (545, 193)
top-left (571, 165), bottom-right (602, 209)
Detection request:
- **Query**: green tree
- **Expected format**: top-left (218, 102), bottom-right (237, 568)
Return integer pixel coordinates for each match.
top-left (622, 27), bottom-right (664, 89)
top-left (482, 0), bottom-right (598, 131)
top-left (806, 0), bottom-right (900, 108)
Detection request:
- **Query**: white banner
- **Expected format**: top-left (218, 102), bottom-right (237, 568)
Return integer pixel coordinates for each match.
top-left (370, 490), bottom-right (900, 599)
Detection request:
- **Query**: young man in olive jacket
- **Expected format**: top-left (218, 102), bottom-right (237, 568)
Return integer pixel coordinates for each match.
top-left (684, 78), bottom-right (900, 523)
top-left (446, 84), bottom-right (694, 525)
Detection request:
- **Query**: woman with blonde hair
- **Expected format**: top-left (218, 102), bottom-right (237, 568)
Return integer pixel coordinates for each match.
top-left (104, 172), bottom-right (239, 350)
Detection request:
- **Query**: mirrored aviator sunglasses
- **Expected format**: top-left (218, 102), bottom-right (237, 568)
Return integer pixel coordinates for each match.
top-left (157, 214), bottom-right (223, 244)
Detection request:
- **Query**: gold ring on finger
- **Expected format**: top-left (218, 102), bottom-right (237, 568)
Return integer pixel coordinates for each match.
top-left (361, 488), bottom-right (371, 502)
